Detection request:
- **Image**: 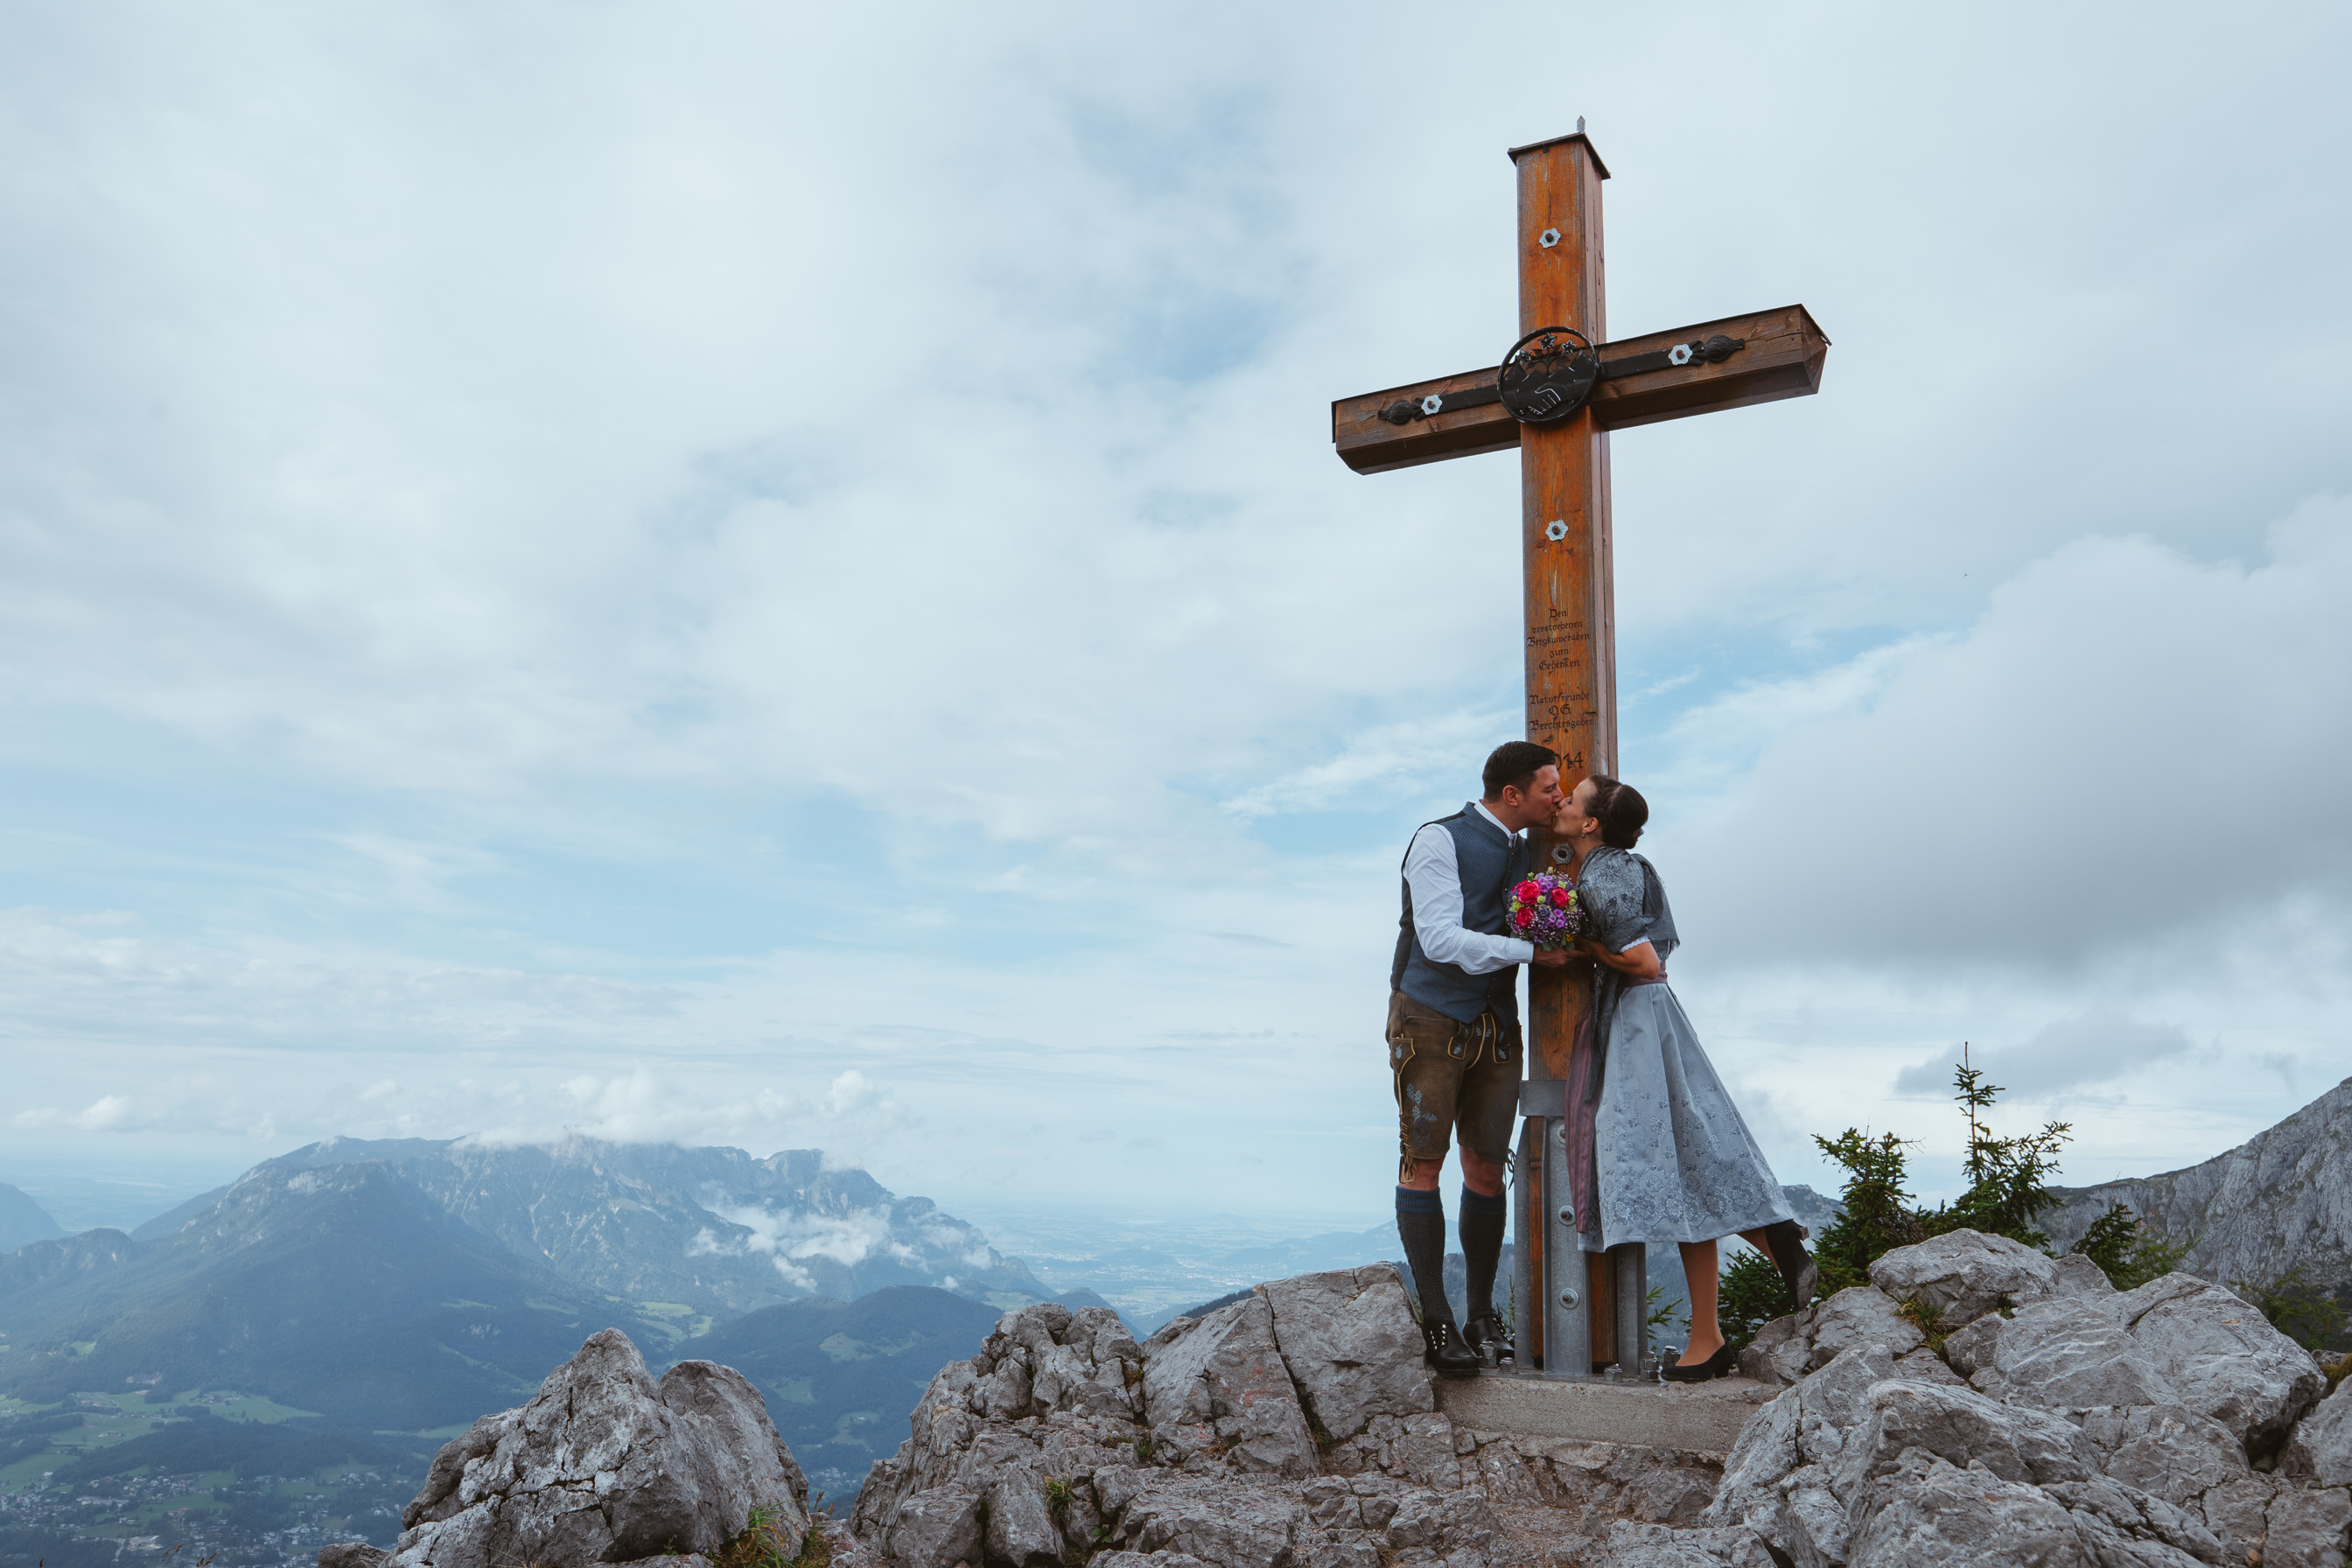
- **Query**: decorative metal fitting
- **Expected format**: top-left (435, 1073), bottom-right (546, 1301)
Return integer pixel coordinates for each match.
top-left (1559, 1289), bottom-right (1580, 1308)
top-left (1538, 228), bottom-right (1562, 248)
top-left (1544, 520), bottom-right (1569, 542)
top-left (1558, 1208), bottom-right (1573, 1225)
top-left (1419, 393), bottom-right (1445, 416)
top-left (1500, 326), bottom-right (1599, 424)
top-left (1668, 343), bottom-right (1694, 367)
top-left (1551, 844), bottom-right (1574, 864)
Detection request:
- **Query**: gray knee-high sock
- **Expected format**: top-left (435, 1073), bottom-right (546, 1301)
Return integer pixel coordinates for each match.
top-left (1396, 1186), bottom-right (1452, 1326)
top-left (1459, 1186), bottom-right (1507, 1323)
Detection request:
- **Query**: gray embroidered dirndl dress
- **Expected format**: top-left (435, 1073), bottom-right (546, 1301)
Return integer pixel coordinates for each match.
top-left (1564, 846), bottom-right (1793, 1252)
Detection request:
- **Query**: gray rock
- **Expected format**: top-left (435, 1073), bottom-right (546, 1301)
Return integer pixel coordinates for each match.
top-left (1142, 1294), bottom-right (1319, 1476)
top-left (1734, 1286), bottom-right (1922, 1389)
top-left (1703, 1344), bottom-right (1899, 1533)
top-left (1892, 1348), bottom-right (1968, 1387)
top-left (1121, 1481), bottom-right (1307, 1564)
top-left (2076, 1403), bottom-right (2248, 1508)
top-left (1806, 1286), bottom-right (1928, 1370)
top-left (1592, 1520), bottom-right (1784, 1567)
top-left (1704, 1384), bottom-right (1801, 1532)
top-left (1845, 1449), bottom-right (2206, 1566)
top-left (317, 1545), bottom-right (387, 1568)
top-left (1965, 1295), bottom-right (2183, 1414)
top-left (2261, 1485), bottom-right (2352, 1568)
top-left (2117, 1275), bottom-right (2326, 1452)
top-left (2051, 1252), bottom-right (2118, 1300)
top-left (983, 1464), bottom-right (1062, 1566)
top-left (2039, 1476), bottom-right (2225, 1563)
top-left (1868, 1230), bottom-right (2062, 1329)
top-left (2194, 1474), bottom-right (2276, 1566)
top-left (387, 1329), bottom-right (806, 1568)
top-left (1736, 1310), bottom-right (1814, 1389)
top-left (875, 1485), bottom-right (981, 1568)
top-left (1938, 1308), bottom-right (2006, 1381)
top-left (1777, 1479), bottom-right (1847, 1567)
top-left (2282, 1378), bottom-right (2352, 1485)
top-left (1260, 1266), bottom-right (1433, 1440)
top-left (1829, 1378), bottom-right (2094, 1501)
top-left (1092, 1554), bottom-right (1211, 1568)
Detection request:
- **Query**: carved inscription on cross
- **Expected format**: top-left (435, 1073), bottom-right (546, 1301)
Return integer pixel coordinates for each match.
top-left (1334, 130), bottom-right (1829, 1380)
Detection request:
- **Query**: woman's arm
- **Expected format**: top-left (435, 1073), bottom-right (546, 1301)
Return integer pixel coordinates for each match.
top-left (1578, 937), bottom-right (1662, 980)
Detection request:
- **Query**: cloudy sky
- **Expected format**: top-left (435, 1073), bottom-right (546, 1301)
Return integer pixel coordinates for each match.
top-left (4, 1), bottom-right (2348, 1235)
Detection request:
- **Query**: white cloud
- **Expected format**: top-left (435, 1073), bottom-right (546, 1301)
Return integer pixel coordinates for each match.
top-left (1892, 1017), bottom-right (2200, 1101)
top-left (1666, 499), bottom-right (2352, 972)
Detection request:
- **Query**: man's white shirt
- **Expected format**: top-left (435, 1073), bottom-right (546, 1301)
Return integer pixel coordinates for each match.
top-left (1404, 802), bottom-right (1536, 974)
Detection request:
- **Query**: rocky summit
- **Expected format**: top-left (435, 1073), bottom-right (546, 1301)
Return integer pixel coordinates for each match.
top-left (320, 1234), bottom-right (2352, 1568)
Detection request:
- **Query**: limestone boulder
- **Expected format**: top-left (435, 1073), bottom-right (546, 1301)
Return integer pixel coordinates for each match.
top-left (382, 1330), bottom-right (807, 1568)
top-left (1592, 1519), bottom-right (1782, 1566)
top-left (1960, 1295), bottom-right (2183, 1414)
top-left (2261, 1485), bottom-right (2352, 1568)
top-left (1116, 1478), bottom-right (1308, 1564)
top-left (2194, 1474), bottom-right (2278, 1565)
top-left (983, 1463), bottom-right (1062, 1567)
top-left (1259, 1266), bottom-right (1433, 1441)
top-left (1825, 1378), bottom-right (2095, 1502)
top-left (1845, 1449), bottom-right (2213, 1567)
top-left (1142, 1294), bottom-right (1319, 1476)
top-left (2281, 1377), bottom-right (2352, 1484)
top-left (2051, 1251), bottom-right (2118, 1301)
top-left (1735, 1285), bottom-right (1923, 1389)
top-left (2114, 1274), bottom-right (2326, 1452)
top-left (2076, 1403), bottom-right (2248, 1508)
top-left (1866, 1229), bottom-right (2062, 1329)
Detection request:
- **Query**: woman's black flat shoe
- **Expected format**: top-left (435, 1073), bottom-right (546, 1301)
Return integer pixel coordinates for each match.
top-left (1763, 1219), bottom-right (1818, 1315)
top-left (1662, 1341), bottom-right (1737, 1382)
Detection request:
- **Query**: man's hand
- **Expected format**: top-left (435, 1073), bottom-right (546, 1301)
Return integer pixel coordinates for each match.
top-left (1531, 947), bottom-right (1571, 969)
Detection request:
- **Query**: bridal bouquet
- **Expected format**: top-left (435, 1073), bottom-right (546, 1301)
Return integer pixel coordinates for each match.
top-left (1508, 872), bottom-right (1582, 949)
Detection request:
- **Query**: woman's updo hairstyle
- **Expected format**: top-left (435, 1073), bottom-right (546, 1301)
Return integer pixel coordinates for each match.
top-left (1586, 774), bottom-right (1648, 850)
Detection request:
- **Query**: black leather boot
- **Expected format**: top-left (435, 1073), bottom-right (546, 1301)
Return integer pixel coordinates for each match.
top-left (1762, 1220), bottom-right (1818, 1315)
top-left (1421, 1319), bottom-right (1480, 1379)
top-left (1462, 1312), bottom-right (1515, 1368)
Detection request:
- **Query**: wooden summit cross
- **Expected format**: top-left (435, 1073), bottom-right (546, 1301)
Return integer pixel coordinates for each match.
top-left (1334, 127), bottom-right (1829, 1382)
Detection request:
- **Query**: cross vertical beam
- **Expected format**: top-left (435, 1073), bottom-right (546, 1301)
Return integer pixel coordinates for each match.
top-left (1508, 130), bottom-right (1645, 1378)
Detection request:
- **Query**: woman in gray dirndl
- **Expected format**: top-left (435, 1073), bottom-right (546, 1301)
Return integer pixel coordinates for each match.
top-left (1552, 775), bottom-right (1818, 1381)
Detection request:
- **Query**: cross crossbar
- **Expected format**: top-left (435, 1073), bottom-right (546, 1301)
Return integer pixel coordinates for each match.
top-left (1332, 304), bottom-right (1829, 475)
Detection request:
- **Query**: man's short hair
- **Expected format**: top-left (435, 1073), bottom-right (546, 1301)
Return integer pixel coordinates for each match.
top-left (1481, 740), bottom-right (1559, 800)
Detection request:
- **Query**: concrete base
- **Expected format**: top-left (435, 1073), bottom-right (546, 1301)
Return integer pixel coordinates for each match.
top-left (1436, 1369), bottom-right (1772, 1454)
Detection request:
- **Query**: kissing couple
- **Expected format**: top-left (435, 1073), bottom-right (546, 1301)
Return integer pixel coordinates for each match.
top-left (1387, 740), bottom-right (1817, 1382)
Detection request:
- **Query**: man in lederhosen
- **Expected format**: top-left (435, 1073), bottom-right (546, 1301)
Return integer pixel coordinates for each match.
top-left (1390, 740), bottom-right (1568, 1376)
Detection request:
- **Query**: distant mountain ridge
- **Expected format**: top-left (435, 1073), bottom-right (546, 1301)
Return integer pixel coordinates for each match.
top-left (2044, 1074), bottom-right (2352, 1299)
top-left (0, 1137), bottom-right (1051, 1454)
top-left (0, 1160), bottom-right (667, 1428)
top-left (134, 1135), bottom-right (1047, 1312)
top-left (0, 1182), bottom-right (66, 1254)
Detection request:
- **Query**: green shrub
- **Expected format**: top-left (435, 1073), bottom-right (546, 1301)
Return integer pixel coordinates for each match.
top-left (2230, 1268), bottom-right (2350, 1351)
top-left (1810, 1128), bottom-right (1923, 1296)
top-left (1718, 1249), bottom-right (1789, 1353)
top-left (2068, 1202), bottom-right (2192, 1291)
